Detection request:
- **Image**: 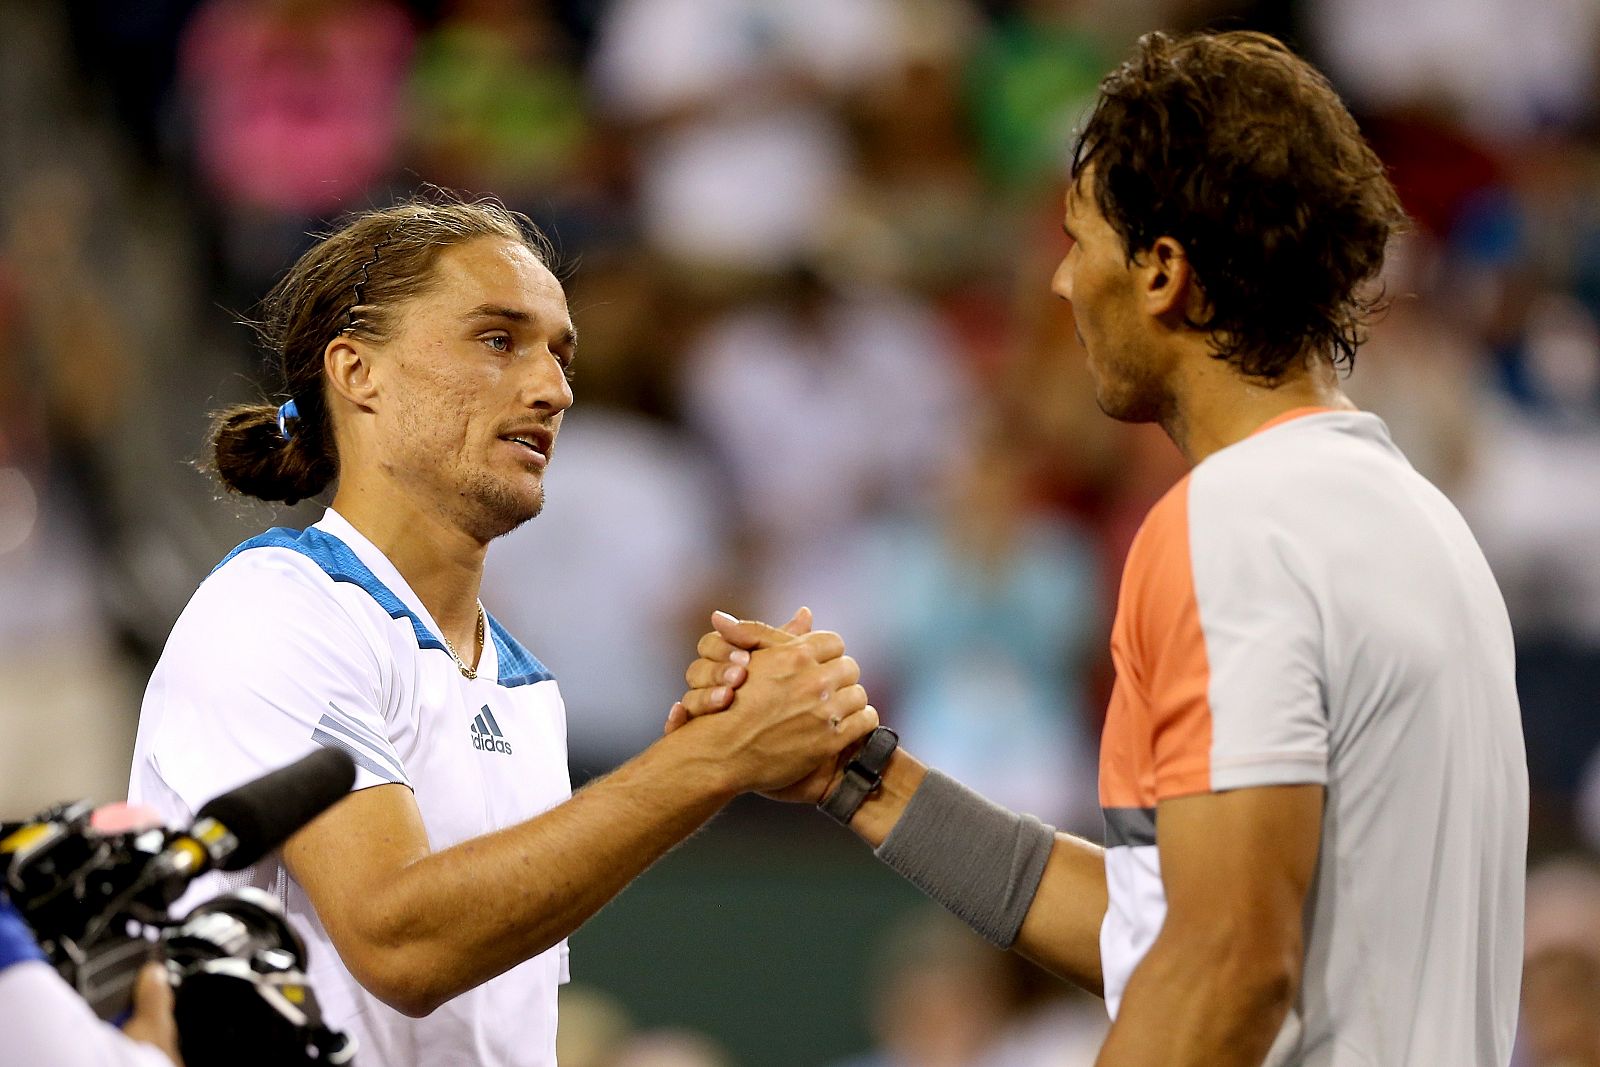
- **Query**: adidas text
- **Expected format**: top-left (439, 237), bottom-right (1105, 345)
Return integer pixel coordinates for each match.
top-left (473, 733), bottom-right (513, 755)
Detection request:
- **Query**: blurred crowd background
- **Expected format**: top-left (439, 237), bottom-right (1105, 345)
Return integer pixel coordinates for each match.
top-left (2, 0), bottom-right (1599, 1063)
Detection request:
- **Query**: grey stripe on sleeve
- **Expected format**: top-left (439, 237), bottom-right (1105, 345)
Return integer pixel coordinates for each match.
top-left (1102, 806), bottom-right (1157, 849)
top-left (322, 701), bottom-right (399, 757)
top-left (315, 711), bottom-right (407, 782)
top-left (312, 729), bottom-right (407, 786)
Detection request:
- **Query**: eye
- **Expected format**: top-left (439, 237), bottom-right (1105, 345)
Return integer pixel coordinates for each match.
top-left (483, 333), bottom-right (513, 353)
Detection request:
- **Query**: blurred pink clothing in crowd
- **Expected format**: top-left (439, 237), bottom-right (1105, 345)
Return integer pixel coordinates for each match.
top-left (180, 0), bottom-right (414, 214)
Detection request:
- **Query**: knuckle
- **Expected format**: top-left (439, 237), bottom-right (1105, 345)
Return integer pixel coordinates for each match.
top-left (777, 646), bottom-right (812, 669)
top-left (806, 630), bottom-right (842, 652)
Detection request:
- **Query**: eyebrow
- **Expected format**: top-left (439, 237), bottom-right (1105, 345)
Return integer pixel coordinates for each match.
top-left (464, 303), bottom-right (533, 324)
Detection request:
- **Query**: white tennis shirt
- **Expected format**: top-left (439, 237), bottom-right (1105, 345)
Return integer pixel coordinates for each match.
top-left (128, 509), bottom-right (572, 1067)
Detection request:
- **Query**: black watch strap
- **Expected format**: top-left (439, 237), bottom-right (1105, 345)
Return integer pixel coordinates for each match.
top-left (819, 727), bottom-right (899, 826)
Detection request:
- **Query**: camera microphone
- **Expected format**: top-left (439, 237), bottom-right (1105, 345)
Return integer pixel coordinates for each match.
top-left (1, 748), bottom-right (362, 1060)
top-left (162, 747), bottom-right (358, 879)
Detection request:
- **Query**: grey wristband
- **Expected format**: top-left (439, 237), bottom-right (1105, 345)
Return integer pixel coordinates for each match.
top-left (874, 769), bottom-right (1055, 949)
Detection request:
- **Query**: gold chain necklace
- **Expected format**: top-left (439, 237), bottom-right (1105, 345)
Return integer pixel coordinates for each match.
top-left (439, 603), bottom-right (486, 680)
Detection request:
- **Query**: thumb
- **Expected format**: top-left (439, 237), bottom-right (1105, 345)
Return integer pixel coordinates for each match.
top-left (135, 959), bottom-right (173, 1014)
top-left (780, 606), bottom-right (813, 637)
top-left (123, 961), bottom-right (181, 1063)
top-left (711, 610), bottom-right (799, 651)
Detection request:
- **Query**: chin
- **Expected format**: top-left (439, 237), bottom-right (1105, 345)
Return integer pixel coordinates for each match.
top-left (1092, 369), bottom-right (1166, 425)
top-left (463, 478), bottom-right (545, 542)
top-left (1093, 382), bottom-right (1140, 424)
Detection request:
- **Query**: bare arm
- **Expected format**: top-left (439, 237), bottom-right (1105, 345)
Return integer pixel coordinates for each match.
top-left (1095, 784), bottom-right (1323, 1066)
top-left (677, 614), bottom-right (1109, 994)
top-left (843, 749), bottom-right (1109, 994)
top-left (284, 634), bottom-right (876, 1017)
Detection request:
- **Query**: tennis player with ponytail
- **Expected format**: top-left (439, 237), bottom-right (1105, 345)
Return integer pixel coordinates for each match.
top-left (128, 198), bottom-right (877, 1067)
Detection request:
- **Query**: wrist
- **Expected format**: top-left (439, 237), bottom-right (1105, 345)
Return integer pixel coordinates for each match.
top-left (848, 749), bottom-right (927, 846)
top-left (651, 721), bottom-right (743, 806)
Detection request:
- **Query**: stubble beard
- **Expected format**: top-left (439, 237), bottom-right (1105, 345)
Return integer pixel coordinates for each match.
top-left (457, 469), bottom-right (545, 544)
top-left (1091, 339), bottom-right (1170, 426)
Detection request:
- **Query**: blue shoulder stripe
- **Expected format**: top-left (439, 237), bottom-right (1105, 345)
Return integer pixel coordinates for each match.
top-left (486, 613), bottom-right (554, 688)
top-left (214, 526), bottom-right (448, 655)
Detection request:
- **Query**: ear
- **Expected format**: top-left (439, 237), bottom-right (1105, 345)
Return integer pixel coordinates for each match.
top-left (324, 335), bottom-right (379, 413)
top-left (1140, 236), bottom-right (1208, 324)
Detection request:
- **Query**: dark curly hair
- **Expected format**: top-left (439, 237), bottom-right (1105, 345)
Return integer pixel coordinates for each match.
top-left (1071, 30), bottom-right (1407, 379)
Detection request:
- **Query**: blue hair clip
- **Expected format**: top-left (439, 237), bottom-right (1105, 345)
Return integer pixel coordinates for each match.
top-left (276, 399), bottom-right (300, 442)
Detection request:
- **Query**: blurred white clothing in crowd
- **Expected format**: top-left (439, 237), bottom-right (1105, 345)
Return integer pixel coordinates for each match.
top-left (1309, 0), bottom-right (1600, 134)
top-left (589, 0), bottom-right (900, 269)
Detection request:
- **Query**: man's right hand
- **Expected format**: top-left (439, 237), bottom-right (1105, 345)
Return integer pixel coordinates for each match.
top-left (675, 619), bottom-right (878, 796)
top-left (667, 610), bottom-right (877, 803)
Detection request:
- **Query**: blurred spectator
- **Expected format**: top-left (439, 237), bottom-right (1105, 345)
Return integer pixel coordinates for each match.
top-left (1308, 0), bottom-right (1600, 136)
top-left (964, 2), bottom-right (1106, 197)
top-left (406, 1), bottom-right (591, 217)
top-left (589, 0), bottom-right (899, 272)
top-left (610, 1031), bottom-right (736, 1067)
top-left (1519, 858), bottom-right (1600, 1066)
top-left (1340, 235), bottom-right (1485, 495)
top-left (0, 161), bottom-right (149, 815)
top-left (678, 270), bottom-right (969, 643)
top-left (859, 431), bottom-right (1101, 828)
top-left (830, 908), bottom-right (1015, 1067)
top-left (825, 0), bottom-right (997, 297)
top-left (557, 984), bottom-right (636, 1067)
top-left (177, 0), bottom-right (415, 300)
top-left (829, 907), bottom-right (1103, 1067)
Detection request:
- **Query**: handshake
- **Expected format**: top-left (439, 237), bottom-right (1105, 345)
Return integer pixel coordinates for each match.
top-left (660, 607), bottom-right (886, 811)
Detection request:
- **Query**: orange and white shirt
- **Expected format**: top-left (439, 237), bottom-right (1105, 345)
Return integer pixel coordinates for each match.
top-left (1099, 409), bottom-right (1526, 1066)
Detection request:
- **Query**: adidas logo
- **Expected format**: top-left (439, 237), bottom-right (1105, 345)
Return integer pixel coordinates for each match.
top-left (470, 705), bottom-right (513, 755)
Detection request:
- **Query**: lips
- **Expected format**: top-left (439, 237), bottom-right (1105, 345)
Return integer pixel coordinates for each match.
top-left (500, 426), bottom-right (554, 464)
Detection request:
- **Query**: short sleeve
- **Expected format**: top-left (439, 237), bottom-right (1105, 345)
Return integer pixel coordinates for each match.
top-left (136, 552), bottom-right (410, 820)
top-left (1118, 473), bottom-right (1329, 803)
top-left (1118, 483), bottom-right (1216, 800)
top-left (1186, 471), bottom-right (1330, 793)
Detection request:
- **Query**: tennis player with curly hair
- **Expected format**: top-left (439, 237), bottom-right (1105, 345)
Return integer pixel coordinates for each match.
top-left (680, 31), bottom-right (1527, 1067)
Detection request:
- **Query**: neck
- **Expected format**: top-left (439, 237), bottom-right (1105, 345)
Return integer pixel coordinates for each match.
top-left (1161, 347), bottom-right (1355, 465)
top-left (329, 473), bottom-right (488, 658)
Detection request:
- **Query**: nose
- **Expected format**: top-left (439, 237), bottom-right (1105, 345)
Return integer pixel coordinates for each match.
top-left (1051, 256), bottom-right (1074, 302)
top-left (523, 348), bottom-right (574, 414)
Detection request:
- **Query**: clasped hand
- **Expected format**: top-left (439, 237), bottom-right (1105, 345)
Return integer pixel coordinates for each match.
top-left (666, 608), bottom-right (877, 804)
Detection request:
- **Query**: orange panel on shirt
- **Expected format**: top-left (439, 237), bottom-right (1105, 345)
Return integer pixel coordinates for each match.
top-left (1099, 475), bottom-right (1214, 808)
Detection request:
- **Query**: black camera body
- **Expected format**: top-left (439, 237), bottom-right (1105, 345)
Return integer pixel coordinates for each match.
top-left (1, 749), bottom-right (360, 1066)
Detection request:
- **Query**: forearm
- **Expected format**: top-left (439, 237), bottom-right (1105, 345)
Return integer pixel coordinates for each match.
top-left (345, 727), bottom-right (734, 1013)
top-left (1096, 933), bottom-right (1296, 1066)
top-left (848, 750), bottom-right (1108, 994)
top-left (1012, 833), bottom-right (1107, 994)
